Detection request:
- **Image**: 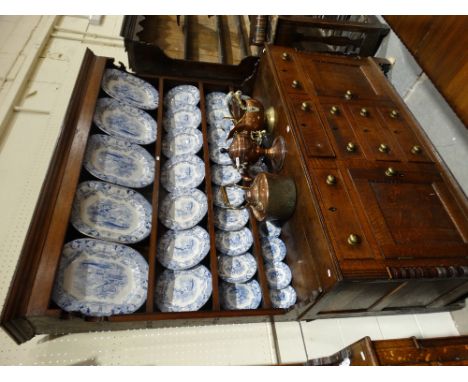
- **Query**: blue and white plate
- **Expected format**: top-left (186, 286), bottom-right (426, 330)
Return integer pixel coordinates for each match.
top-left (208, 126), bottom-right (232, 145)
top-left (163, 105), bottom-right (201, 131)
top-left (209, 144), bottom-right (232, 165)
top-left (213, 185), bottom-right (245, 208)
top-left (71, 181), bottom-right (152, 244)
top-left (205, 92), bottom-right (228, 111)
top-left (215, 227), bottom-right (253, 256)
top-left (101, 69), bottom-right (158, 110)
top-left (207, 107), bottom-right (234, 130)
top-left (220, 280), bottom-right (262, 310)
top-left (259, 220), bottom-right (282, 238)
top-left (83, 134), bottom-right (155, 188)
top-left (157, 226), bottom-right (210, 271)
top-left (211, 164), bottom-right (242, 186)
top-left (210, 117), bottom-right (235, 131)
top-left (270, 285), bottom-right (297, 309)
top-left (159, 188), bottom-right (208, 230)
top-left (52, 238), bottom-right (148, 317)
top-left (261, 237), bottom-right (287, 263)
top-left (265, 262), bottom-right (292, 289)
top-left (155, 265), bottom-right (212, 312)
top-left (164, 85), bottom-right (200, 110)
top-left (162, 127), bottom-right (203, 158)
top-left (214, 207), bottom-right (249, 231)
top-left (93, 98), bottom-right (157, 145)
top-left (218, 252), bottom-right (257, 283)
top-left (160, 154), bottom-right (205, 192)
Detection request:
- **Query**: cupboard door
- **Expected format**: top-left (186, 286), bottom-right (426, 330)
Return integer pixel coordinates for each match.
top-left (348, 164), bottom-right (468, 259)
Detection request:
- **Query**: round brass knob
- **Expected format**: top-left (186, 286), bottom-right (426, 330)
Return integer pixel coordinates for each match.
top-left (390, 109), bottom-right (400, 119)
top-left (378, 143), bottom-right (389, 153)
top-left (291, 80), bottom-right (300, 89)
top-left (344, 90), bottom-right (353, 100)
top-left (301, 102), bottom-right (310, 111)
top-left (281, 52), bottom-right (290, 61)
top-left (360, 108), bottom-right (369, 117)
top-left (330, 106), bottom-right (339, 115)
top-left (347, 234), bottom-right (361, 246)
top-left (346, 142), bottom-right (356, 152)
top-left (385, 167), bottom-right (397, 177)
top-left (326, 174), bottom-right (337, 185)
top-left (411, 145), bottom-right (422, 154)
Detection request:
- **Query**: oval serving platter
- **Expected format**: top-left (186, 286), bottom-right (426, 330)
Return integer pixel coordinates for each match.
top-left (93, 98), bottom-right (157, 145)
top-left (71, 181), bottom-right (152, 244)
top-left (265, 261), bottom-right (292, 290)
top-left (157, 226), bottom-right (210, 270)
top-left (218, 252), bottom-right (257, 283)
top-left (160, 154), bottom-right (205, 192)
top-left (211, 164), bottom-right (242, 186)
top-left (52, 238), bottom-right (148, 317)
top-left (159, 188), bottom-right (208, 230)
top-left (214, 207), bottom-right (249, 231)
top-left (220, 280), bottom-right (262, 310)
top-left (270, 285), bottom-right (297, 309)
top-left (215, 227), bottom-right (253, 256)
top-left (163, 105), bottom-right (201, 131)
top-left (212, 185), bottom-right (245, 208)
top-left (155, 265), bottom-right (212, 312)
top-left (83, 134), bottom-right (155, 188)
top-left (101, 69), bottom-right (159, 110)
top-left (261, 237), bottom-right (287, 263)
top-left (164, 84), bottom-right (200, 110)
top-left (162, 126), bottom-right (203, 158)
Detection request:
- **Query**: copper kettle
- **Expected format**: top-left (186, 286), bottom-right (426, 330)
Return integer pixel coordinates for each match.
top-left (226, 91), bottom-right (265, 140)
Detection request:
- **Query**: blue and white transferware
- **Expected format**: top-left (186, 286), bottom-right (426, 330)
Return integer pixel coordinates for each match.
top-left (209, 144), bottom-right (232, 165)
top-left (218, 252), bottom-right (257, 283)
top-left (212, 185), bottom-right (245, 208)
top-left (101, 69), bottom-right (159, 110)
top-left (157, 226), bottom-right (210, 271)
top-left (211, 164), bottom-right (242, 186)
top-left (52, 238), bottom-right (148, 317)
top-left (220, 280), bottom-right (262, 310)
top-left (265, 261), bottom-right (292, 289)
top-left (71, 181), bottom-right (152, 244)
top-left (261, 237), bottom-right (287, 263)
top-left (159, 188), bottom-right (208, 230)
top-left (164, 85), bottom-right (200, 110)
top-left (162, 127), bottom-right (203, 158)
top-left (208, 125), bottom-right (231, 145)
top-left (163, 105), bottom-right (201, 131)
top-left (210, 117), bottom-right (235, 131)
top-left (205, 91), bottom-right (228, 111)
top-left (160, 154), bottom-right (205, 192)
top-left (215, 227), bottom-right (253, 256)
top-left (269, 285), bottom-right (297, 309)
top-left (259, 220), bottom-right (282, 238)
top-left (207, 107), bottom-right (234, 130)
top-left (214, 207), bottom-right (249, 231)
top-left (93, 98), bottom-right (157, 145)
top-left (155, 264), bottom-right (212, 312)
top-left (83, 134), bottom-right (155, 188)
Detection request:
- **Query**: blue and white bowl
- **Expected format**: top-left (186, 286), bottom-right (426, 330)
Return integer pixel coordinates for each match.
top-left (157, 226), bottom-right (210, 271)
top-left (164, 84), bottom-right (200, 110)
top-left (160, 154), bottom-right (205, 192)
top-left (71, 181), bottom-right (152, 244)
top-left (93, 98), bottom-right (157, 145)
top-left (259, 220), bottom-right (282, 238)
top-left (101, 69), bottom-right (159, 110)
top-left (211, 164), bottom-right (242, 186)
top-left (220, 280), bottom-right (262, 310)
top-left (265, 261), bottom-right (292, 289)
top-left (261, 237), bottom-right (287, 263)
top-left (155, 265), bottom-right (212, 312)
top-left (162, 127), bottom-right (203, 158)
top-left (83, 134), bottom-right (155, 188)
top-left (52, 238), bottom-right (148, 317)
top-left (218, 252), bottom-right (257, 283)
top-left (215, 227), bottom-right (253, 256)
top-left (270, 285), bottom-right (297, 309)
top-left (214, 207), bottom-right (249, 231)
top-left (212, 185), bottom-right (245, 208)
top-left (163, 105), bottom-right (201, 131)
top-left (159, 188), bottom-right (208, 231)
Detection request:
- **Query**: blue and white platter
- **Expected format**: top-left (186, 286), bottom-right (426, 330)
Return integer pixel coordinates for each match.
top-left (269, 285), bottom-right (297, 309)
top-left (265, 261), bottom-right (292, 289)
top-left (211, 164), bottom-right (242, 186)
top-left (93, 98), bottom-right (157, 145)
top-left (207, 107), bottom-right (234, 130)
top-left (83, 134), bottom-right (155, 188)
top-left (164, 85), bottom-right (200, 110)
top-left (261, 237), bottom-right (287, 263)
top-left (220, 280), bottom-right (262, 310)
top-left (101, 69), bottom-right (159, 110)
top-left (160, 154), bottom-right (205, 192)
top-left (215, 227), bottom-right (253, 256)
top-left (212, 185), bottom-right (245, 208)
top-left (157, 226), bottom-right (210, 271)
top-left (52, 238), bottom-right (148, 317)
top-left (71, 181), bottom-right (152, 244)
top-left (259, 220), bottom-right (282, 238)
top-left (208, 125), bottom-right (232, 145)
top-left (214, 207), bottom-right (249, 231)
top-left (218, 252), bottom-right (257, 283)
top-left (163, 105), bottom-right (201, 131)
top-left (209, 117), bottom-right (235, 131)
top-left (205, 92), bottom-right (228, 111)
top-left (155, 264), bottom-right (212, 312)
top-left (162, 127), bottom-right (203, 158)
top-left (209, 144), bottom-right (232, 165)
top-left (159, 188), bottom-right (208, 230)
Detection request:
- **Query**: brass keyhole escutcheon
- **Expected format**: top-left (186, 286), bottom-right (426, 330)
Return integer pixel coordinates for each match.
top-left (385, 167), bottom-right (397, 177)
top-left (390, 109), bottom-right (400, 119)
top-left (326, 174), bottom-right (337, 185)
top-left (291, 80), bottom-right (300, 89)
top-left (281, 52), bottom-right (290, 61)
top-left (330, 106), bottom-right (339, 115)
top-left (344, 90), bottom-right (353, 100)
top-left (411, 145), bottom-right (422, 154)
top-left (347, 234), bottom-right (361, 246)
top-left (378, 143), bottom-right (389, 153)
top-left (360, 108), bottom-right (368, 117)
top-left (346, 142), bottom-right (356, 152)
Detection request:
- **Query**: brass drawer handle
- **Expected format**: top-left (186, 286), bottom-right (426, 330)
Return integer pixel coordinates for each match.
top-left (330, 106), bottom-right (339, 115)
top-left (390, 109), bottom-right (400, 119)
top-left (346, 142), bottom-right (356, 152)
top-left (291, 80), bottom-right (301, 89)
top-left (281, 52), bottom-right (290, 61)
top-left (360, 108), bottom-right (368, 117)
top-left (347, 234), bottom-right (361, 246)
top-left (301, 102), bottom-right (310, 111)
top-left (344, 90), bottom-right (353, 100)
top-left (385, 167), bottom-right (397, 177)
top-left (378, 143), bottom-right (389, 153)
top-left (411, 145), bottom-right (422, 154)
top-left (326, 174), bottom-right (337, 185)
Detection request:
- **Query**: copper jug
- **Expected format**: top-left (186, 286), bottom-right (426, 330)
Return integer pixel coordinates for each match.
top-left (226, 91), bottom-right (265, 140)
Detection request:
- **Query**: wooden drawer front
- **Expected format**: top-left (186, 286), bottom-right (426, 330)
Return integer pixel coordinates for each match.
top-left (379, 106), bottom-right (434, 163)
top-left (348, 105), bottom-right (404, 162)
top-left (288, 95), bottom-right (335, 158)
top-left (312, 168), bottom-right (376, 261)
top-left (270, 48), bottom-right (308, 95)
